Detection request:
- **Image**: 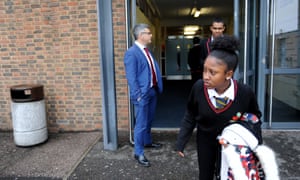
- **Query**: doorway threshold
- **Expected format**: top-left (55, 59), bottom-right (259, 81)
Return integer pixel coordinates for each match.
top-left (152, 127), bottom-right (180, 131)
top-left (166, 75), bottom-right (191, 80)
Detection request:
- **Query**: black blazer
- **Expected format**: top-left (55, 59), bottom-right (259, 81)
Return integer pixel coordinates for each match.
top-left (200, 38), bottom-right (212, 62)
top-left (188, 44), bottom-right (203, 71)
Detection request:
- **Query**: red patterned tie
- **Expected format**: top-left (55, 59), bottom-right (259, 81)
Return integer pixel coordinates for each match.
top-left (144, 48), bottom-right (157, 86)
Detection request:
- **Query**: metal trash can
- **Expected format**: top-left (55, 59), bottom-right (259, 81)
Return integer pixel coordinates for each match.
top-left (10, 84), bottom-right (48, 146)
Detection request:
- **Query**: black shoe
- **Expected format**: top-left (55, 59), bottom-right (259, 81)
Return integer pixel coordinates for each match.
top-left (134, 154), bottom-right (150, 167)
top-left (144, 143), bottom-right (162, 149)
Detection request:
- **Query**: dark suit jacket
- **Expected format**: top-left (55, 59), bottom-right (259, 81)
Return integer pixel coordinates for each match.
top-left (188, 44), bottom-right (203, 71)
top-left (124, 44), bottom-right (163, 104)
top-left (199, 38), bottom-right (212, 63)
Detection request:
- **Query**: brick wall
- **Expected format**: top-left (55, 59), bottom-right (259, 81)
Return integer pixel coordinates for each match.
top-left (0, 0), bottom-right (130, 132)
top-left (0, 0), bottom-right (105, 132)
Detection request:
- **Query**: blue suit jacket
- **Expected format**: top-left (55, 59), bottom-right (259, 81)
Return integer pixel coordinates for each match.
top-left (124, 44), bottom-right (163, 104)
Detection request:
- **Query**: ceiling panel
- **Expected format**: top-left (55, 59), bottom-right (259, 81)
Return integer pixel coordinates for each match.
top-left (152, 0), bottom-right (233, 27)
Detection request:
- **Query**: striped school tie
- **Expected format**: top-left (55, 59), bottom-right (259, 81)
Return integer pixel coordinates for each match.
top-left (215, 96), bottom-right (229, 109)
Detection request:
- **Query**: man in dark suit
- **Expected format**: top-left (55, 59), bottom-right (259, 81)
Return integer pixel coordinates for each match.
top-left (188, 37), bottom-right (203, 84)
top-left (124, 23), bottom-right (163, 167)
top-left (200, 17), bottom-right (226, 62)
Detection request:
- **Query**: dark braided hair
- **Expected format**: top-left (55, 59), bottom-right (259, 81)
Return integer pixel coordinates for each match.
top-left (209, 35), bottom-right (240, 72)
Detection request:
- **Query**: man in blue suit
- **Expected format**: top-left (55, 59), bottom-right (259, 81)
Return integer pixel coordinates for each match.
top-left (124, 23), bottom-right (163, 167)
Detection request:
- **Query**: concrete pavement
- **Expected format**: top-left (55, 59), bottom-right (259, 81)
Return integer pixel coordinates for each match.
top-left (0, 130), bottom-right (300, 180)
top-left (0, 132), bottom-right (100, 179)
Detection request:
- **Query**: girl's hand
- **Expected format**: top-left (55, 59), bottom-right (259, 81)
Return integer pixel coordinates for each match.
top-left (178, 151), bottom-right (185, 157)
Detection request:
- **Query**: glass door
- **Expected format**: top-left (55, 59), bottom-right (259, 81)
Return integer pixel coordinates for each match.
top-left (263, 0), bottom-right (300, 128)
top-left (165, 37), bottom-right (192, 80)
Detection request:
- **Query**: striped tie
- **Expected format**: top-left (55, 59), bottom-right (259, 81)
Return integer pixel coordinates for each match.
top-left (215, 96), bottom-right (228, 109)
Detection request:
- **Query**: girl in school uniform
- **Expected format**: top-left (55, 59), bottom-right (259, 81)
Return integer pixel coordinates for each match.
top-left (176, 35), bottom-right (264, 180)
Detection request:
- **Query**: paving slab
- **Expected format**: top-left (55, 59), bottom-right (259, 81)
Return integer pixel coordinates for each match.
top-left (0, 132), bottom-right (100, 179)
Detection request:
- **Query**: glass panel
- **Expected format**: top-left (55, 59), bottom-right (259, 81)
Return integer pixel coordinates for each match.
top-left (266, 74), bottom-right (300, 122)
top-left (269, 30), bottom-right (300, 69)
top-left (267, 0), bottom-right (299, 69)
top-left (266, 0), bottom-right (300, 125)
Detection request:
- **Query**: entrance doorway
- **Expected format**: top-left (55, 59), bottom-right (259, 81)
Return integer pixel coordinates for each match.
top-left (127, 0), bottom-right (300, 130)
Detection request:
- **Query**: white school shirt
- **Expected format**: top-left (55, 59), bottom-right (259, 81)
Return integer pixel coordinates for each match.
top-left (207, 79), bottom-right (234, 108)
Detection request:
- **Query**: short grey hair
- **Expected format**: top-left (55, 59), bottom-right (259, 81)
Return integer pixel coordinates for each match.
top-left (132, 23), bottom-right (150, 40)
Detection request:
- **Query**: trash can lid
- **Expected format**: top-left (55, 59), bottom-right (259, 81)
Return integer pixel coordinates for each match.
top-left (10, 84), bottom-right (44, 102)
top-left (10, 84), bottom-right (43, 90)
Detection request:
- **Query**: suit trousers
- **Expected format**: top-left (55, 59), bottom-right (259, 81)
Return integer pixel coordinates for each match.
top-left (134, 87), bottom-right (158, 156)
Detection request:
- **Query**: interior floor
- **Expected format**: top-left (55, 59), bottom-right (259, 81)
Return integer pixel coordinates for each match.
top-left (153, 79), bottom-right (193, 128)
